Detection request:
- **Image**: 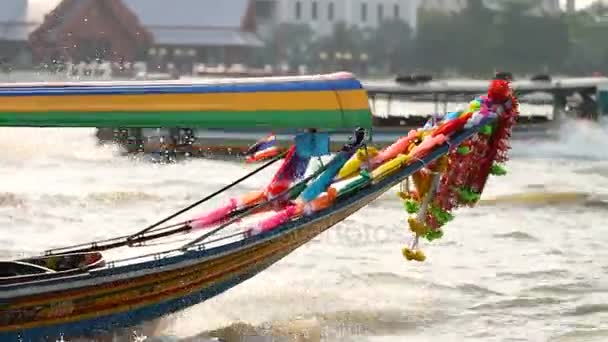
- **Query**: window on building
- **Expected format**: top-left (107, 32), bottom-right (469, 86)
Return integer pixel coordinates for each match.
top-left (377, 4), bottom-right (383, 22)
top-left (295, 1), bottom-right (302, 20)
top-left (328, 2), bottom-right (334, 21)
top-left (255, 0), bottom-right (274, 20)
top-left (312, 1), bottom-right (318, 20)
top-left (361, 3), bottom-right (367, 22)
top-left (394, 4), bottom-right (399, 18)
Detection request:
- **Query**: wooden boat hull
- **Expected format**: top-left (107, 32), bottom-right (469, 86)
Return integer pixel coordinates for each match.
top-left (0, 176), bottom-right (387, 341)
top-left (0, 119), bottom-right (487, 341)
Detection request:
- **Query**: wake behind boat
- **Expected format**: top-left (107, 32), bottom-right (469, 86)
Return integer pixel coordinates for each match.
top-left (0, 73), bottom-right (519, 341)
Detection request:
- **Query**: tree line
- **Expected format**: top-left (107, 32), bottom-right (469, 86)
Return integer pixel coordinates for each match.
top-left (254, 0), bottom-right (608, 78)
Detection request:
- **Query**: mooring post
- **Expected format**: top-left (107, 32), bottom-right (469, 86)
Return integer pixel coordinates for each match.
top-left (552, 92), bottom-right (567, 126)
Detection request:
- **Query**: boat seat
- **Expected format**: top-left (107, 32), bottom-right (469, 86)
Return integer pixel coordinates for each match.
top-left (20, 252), bottom-right (106, 272)
top-left (0, 261), bottom-right (55, 278)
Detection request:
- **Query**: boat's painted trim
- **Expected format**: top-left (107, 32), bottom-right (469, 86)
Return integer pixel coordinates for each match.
top-left (0, 72), bottom-right (358, 92)
top-left (0, 90), bottom-right (367, 112)
top-left (2, 235), bottom-right (295, 331)
top-left (0, 109), bottom-right (371, 129)
top-left (0, 255), bottom-right (283, 342)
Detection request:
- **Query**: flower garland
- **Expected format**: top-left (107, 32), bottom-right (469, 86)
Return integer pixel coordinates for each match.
top-left (401, 79), bottom-right (519, 262)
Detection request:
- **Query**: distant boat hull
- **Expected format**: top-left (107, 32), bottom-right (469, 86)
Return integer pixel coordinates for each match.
top-left (0, 73), bottom-right (373, 130)
top-left (95, 121), bottom-right (559, 160)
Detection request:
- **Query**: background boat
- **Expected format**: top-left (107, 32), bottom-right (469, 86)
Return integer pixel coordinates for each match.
top-left (93, 73), bottom-right (607, 160)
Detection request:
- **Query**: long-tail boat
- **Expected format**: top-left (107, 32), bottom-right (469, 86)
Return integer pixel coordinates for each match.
top-left (0, 72), bottom-right (519, 341)
top-left (94, 72), bottom-right (595, 158)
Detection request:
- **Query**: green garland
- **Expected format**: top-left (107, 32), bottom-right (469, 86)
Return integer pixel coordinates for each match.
top-left (457, 146), bottom-right (471, 155)
top-left (480, 124), bottom-right (494, 136)
top-left (424, 229), bottom-right (444, 242)
top-left (428, 205), bottom-right (454, 226)
top-left (458, 187), bottom-right (481, 203)
top-left (404, 199), bottom-right (419, 214)
top-left (490, 164), bottom-right (507, 176)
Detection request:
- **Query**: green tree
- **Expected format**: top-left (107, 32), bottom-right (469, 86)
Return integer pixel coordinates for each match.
top-left (413, 0), bottom-right (572, 76)
top-left (313, 22), bottom-right (364, 72)
top-left (363, 19), bottom-right (414, 74)
top-left (565, 11), bottom-right (608, 73)
top-left (489, 0), bottom-right (570, 74)
top-left (451, 0), bottom-right (495, 75)
top-left (252, 23), bottom-right (316, 70)
top-left (413, 9), bottom-right (458, 74)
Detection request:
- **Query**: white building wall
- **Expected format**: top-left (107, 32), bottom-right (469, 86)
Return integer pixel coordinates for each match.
top-left (420, 0), bottom-right (467, 13)
top-left (422, 0), bottom-right (562, 15)
top-left (276, 0), bottom-right (421, 37)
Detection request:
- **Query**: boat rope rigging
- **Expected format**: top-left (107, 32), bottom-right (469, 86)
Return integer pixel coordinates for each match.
top-left (43, 151), bottom-right (288, 256)
top-left (42, 139), bottom-right (343, 256)
top-left (126, 149), bottom-right (289, 242)
top-left (179, 135), bottom-right (366, 251)
top-left (42, 117), bottom-right (494, 258)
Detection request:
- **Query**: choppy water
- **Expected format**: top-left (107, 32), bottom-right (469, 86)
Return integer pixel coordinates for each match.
top-left (2, 116), bottom-right (608, 342)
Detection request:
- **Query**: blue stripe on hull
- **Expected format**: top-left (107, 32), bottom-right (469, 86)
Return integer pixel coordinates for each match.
top-left (0, 79), bottom-right (362, 97)
top-left (1, 256), bottom-right (282, 342)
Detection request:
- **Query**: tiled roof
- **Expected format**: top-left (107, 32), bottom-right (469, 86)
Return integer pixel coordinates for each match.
top-left (123, 0), bottom-right (262, 47)
top-left (3, 0), bottom-right (263, 47)
top-left (122, 0), bottom-right (250, 28)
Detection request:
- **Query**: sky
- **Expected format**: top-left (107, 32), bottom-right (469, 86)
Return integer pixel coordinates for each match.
top-left (27, 0), bottom-right (61, 22)
top-left (23, 0), bottom-right (604, 21)
top-left (26, 0), bottom-right (603, 14)
top-left (560, 0), bottom-right (599, 9)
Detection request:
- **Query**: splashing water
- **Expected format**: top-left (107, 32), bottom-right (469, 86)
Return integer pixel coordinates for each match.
top-left (0, 127), bottom-right (121, 164)
top-left (511, 117), bottom-right (608, 161)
